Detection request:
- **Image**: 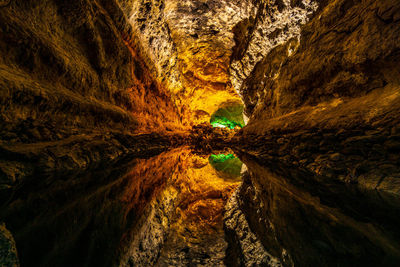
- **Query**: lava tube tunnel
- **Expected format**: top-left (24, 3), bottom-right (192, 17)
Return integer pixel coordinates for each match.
top-left (1, 0), bottom-right (400, 266)
top-left (210, 101), bottom-right (245, 129)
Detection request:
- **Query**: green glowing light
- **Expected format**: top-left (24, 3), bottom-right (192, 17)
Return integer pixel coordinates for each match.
top-left (209, 153), bottom-right (236, 163)
top-left (210, 102), bottom-right (245, 129)
top-left (210, 116), bottom-right (243, 129)
top-left (209, 153), bottom-right (243, 179)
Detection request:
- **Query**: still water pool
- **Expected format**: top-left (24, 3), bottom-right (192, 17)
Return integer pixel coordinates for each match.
top-left (1, 147), bottom-right (400, 266)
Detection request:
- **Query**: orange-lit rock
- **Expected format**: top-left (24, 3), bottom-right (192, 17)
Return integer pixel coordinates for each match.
top-left (1, 0), bottom-right (400, 266)
top-left (123, 39), bottom-right (186, 133)
top-left (157, 150), bottom-right (240, 265)
top-left (0, 0), bottom-right (188, 183)
top-left (118, 148), bottom-right (240, 266)
top-left (123, 0), bottom-right (251, 125)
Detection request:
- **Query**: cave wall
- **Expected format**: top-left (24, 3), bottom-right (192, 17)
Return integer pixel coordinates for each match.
top-left (234, 0), bottom-right (400, 195)
top-left (120, 0), bottom-right (256, 125)
top-left (0, 0), bottom-right (183, 185)
top-left (0, 222), bottom-right (18, 267)
top-left (230, 0), bottom-right (319, 101)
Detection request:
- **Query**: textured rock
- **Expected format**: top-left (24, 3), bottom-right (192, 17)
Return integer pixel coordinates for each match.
top-left (236, 0), bottom-right (400, 194)
top-left (0, 148), bottom-right (188, 267)
top-left (122, 184), bottom-right (178, 267)
top-left (121, 0), bottom-right (255, 124)
top-left (189, 123), bottom-right (238, 152)
top-left (1, 0), bottom-right (400, 265)
top-left (224, 184), bottom-right (282, 267)
top-left (0, 223), bottom-right (19, 267)
top-left (230, 0), bottom-right (318, 99)
top-left (0, 147), bottom-right (241, 266)
top-left (153, 150), bottom-right (239, 266)
top-left (0, 0), bottom-right (184, 185)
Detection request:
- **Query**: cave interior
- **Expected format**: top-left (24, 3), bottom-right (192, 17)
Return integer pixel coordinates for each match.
top-left (1, 0), bottom-right (400, 266)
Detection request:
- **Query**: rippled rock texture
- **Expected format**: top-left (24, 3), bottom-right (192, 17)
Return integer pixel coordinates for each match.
top-left (121, 0), bottom-right (250, 124)
top-left (235, 0), bottom-right (400, 195)
top-left (0, 0), bottom-right (184, 186)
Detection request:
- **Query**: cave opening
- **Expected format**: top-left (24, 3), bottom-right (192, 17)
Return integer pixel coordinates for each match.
top-left (1, 0), bottom-right (400, 266)
top-left (210, 101), bottom-right (245, 129)
top-left (208, 153), bottom-right (243, 180)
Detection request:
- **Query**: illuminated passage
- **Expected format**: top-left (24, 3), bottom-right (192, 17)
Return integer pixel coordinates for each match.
top-left (208, 153), bottom-right (243, 180)
top-left (210, 101), bottom-right (245, 129)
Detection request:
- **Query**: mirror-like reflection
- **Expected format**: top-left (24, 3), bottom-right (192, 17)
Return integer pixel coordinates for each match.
top-left (0, 148), bottom-right (241, 266)
top-left (1, 148), bottom-right (400, 266)
top-left (226, 154), bottom-right (400, 267)
top-left (209, 153), bottom-right (243, 180)
top-left (0, 150), bottom-right (183, 267)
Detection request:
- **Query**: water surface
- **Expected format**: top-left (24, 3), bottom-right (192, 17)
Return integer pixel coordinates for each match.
top-left (1, 147), bottom-right (399, 266)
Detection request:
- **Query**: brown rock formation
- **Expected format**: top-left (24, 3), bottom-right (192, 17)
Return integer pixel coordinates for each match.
top-left (121, 0), bottom-right (250, 124)
top-left (0, 0), bottom-right (185, 185)
top-left (234, 0), bottom-right (400, 195)
top-left (0, 222), bottom-right (19, 267)
top-left (1, 0), bottom-right (400, 265)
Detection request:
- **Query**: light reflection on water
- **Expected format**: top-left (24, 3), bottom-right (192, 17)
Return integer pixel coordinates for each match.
top-left (1, 147), bottom-right (400, 266)
top-left (0, 147), bottom-right (243, 266)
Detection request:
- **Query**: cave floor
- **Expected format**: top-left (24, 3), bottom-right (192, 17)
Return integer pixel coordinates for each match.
top-left (1, 147), bottom-right (400, 266)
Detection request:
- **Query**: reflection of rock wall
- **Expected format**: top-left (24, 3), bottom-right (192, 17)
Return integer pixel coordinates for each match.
top-left (1, 148), bottom-right (186, 267)
top-left (224, 184), bottom-right (282, 267)
top-left (228, 156), bottom-right (400, 266)
top-left (155, 150), bottom-right (239, 266)
top-left (235, 0), bottom-right (400, 195)
top-left (2, 161), bottom-right (142, 267)
top-left (122, 185), bottom-right (178, 266)
top-left (108, 148), bottom-right (240, 266)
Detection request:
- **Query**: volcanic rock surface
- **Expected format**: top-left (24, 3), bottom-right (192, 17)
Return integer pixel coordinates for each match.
top-left (0, 0), bottom-right (184, 186)
top-left (1, 0), bottom-right (400, 266)
top-left (121, 0), bottom-right (250, 124)
top-left (234, 0), bottom-right (400, 196)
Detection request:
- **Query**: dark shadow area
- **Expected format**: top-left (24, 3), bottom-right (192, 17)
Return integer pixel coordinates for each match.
top-left (1, 148), bottom-right (400, 266)
top-left (226, 152), bottom-right (400, 266)
top-left (0, 150), bottom-right (181, 267)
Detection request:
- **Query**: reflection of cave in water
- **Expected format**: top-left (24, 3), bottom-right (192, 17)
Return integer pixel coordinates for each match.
top-left (0, 147), bottom-right (241, 266)
top-left (227, 154), bottom-right (400, 266)
top-left (208, 153), bottom-right (243, 180)
top-left (155, 149), bottom-right (241, 266)
top-left (1, 148), bottom-right (400, 266)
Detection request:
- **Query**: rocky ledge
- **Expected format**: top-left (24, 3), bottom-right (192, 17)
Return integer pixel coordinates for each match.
top-left (234, 0), bottom-right (400, 196)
